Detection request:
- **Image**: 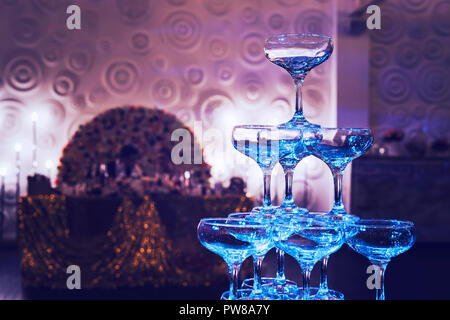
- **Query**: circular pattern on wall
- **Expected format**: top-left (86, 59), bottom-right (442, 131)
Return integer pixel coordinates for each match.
top-left (104, 61), bottom-right (139, 95)
top-left (276, 0), bottom-right (301, 6)
top-left (71, 94), bottom-right (87, 111)
top-left (370, 3), bottom-right (405, 44)
top-left (214, 60), bottom-right (235, 85)
top-left (32, 0), bottom-right (68, 14)
top-left (240, 4), bottom-right (259, 25)
top-left (167, 0), bottom-right (187, 6)
top-left (203, 0), bottom-right (232, 16)
top-left (66, 44), bottom-right (95, 74)
top-left (268, 13), bottom-right (286, 31)
top-left (416, 64), bottom-right (449, 103)
top-left (431, 0), bottom-right (450, 36)
top-left (184, 66), bottom-right (205, 87)
top-left (239, 73), bottom-right (266, 105)
top-left (89, 86), bottom-right (110, 105)
top-left (151, 78), bottom-right (180, 108)
top-left (53, 70), bottom-right (79, 97)
top-left (38, 132), bottom-right (56, 149)
top-left (0, 98), bottom-right (24, 138)
top-left (401, 0), bottom-right (430, 14)
top-left (240, 33), bottom-right (265, 66)
top-left (115, 0), bottom-right (149, 24)
top-left (423, 38), bottom-right (445, 60)
top-left (46, 99), bottom-right (67, 125)
top-left (303, 85), bottom-right (327, 119)
top-left (151, 54), bottom-right (169, 72)
top-left (394, 42), bottom-right (421, 68)
top-left (97, 38), bottom-right (113, 56)
top-left (294, 9), bottom-right (331, 35)
top-left (370, 46), bottom-right (389, 68)
top-left (163, 11), bottom-right (202, 52)
top-left (4, 53), bottom-right (43, 93)
top-left (12, 16), bottom-right (41, 47)
top-left (428, 105), bottom-right (450, 138)
top-left (265, 97), bottom-right (291, 123)
top-left (406, 19), bottom-right (429, 40)
top-left (199, 91), bottom-right (235, 126)
top-left (41, 39), bottom-right (63, 67)
top-left (130, 31), bottom-right (151, 56)
top-left (378, 68), bottom-right (412, 104)
top-left (208, 37), bottom-right (229, 60)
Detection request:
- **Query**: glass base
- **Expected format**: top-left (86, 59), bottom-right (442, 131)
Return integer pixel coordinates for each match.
top-left (308, 288), bottom-right (344, 300)
top-left (275, 206), bottom-right (309, 215)
top-left (328, 206), bottom-right (348, 215)
top-left (220, 289), bottom-right (278, 300)
top-left (252, 205), bottom-right (278, 213)
top-left (242, 277), bottom-right (300, 300)
top-left (279, 116), bottom-right (321, 129)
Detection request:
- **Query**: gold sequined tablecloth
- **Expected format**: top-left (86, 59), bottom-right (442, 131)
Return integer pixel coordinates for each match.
top-left (18, 194), bottom-right (253, 289)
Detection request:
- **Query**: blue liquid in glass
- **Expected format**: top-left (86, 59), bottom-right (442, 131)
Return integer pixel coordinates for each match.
top-left (312, 135), bottom-right (373, 169)
top-left (233, 139), bottom-right (280, 169)
top-left (278, 138), bottom-right (306, 168)
top-left (273, 227), bottom-right (344, 266)
top-left (198, 230), bottom-right (255, 265)
top-left (270, 55), bottom-right (332, 79)
top-left (347, 226), bottom-right (415, 262)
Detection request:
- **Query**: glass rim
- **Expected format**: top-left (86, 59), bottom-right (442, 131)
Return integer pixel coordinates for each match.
top-left (265, 33), bottom-right (332, 44)
top-left (232, 124), bottom-right (301, 131)
top-left (199, 217), bottom-right (270, 228)
top-left (349, 219), bottom-right (415, 229)
top-left (275, 216), bottom-right (343, 229)
top-left (305, 127), bottom-right (373, 133)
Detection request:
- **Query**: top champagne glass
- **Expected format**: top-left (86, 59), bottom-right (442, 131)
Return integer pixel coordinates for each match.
top-left (265, 33), bottom-right (333, 128)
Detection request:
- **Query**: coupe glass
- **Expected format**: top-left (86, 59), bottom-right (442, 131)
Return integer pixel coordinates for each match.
top-left (197, 218), bottom-right (272, 300)
top-left (304, 127), bottom-right (374, 215)
top-left (303, 127), bottom-right (373, 299)
top-left (276, 124), bottom-right (321, 215)
top-left (271, 216), bottom-right (345, 300)
top-left (227, 212), bottom-right (277, 299)
top-left (265, 33), bottom-right (333, 128)
top-left (232, 125), bottom-right (302, 213)
top-left (347, 219), bottom-right (416, 300)
top-left (306, 212), bottom-right (360, 300)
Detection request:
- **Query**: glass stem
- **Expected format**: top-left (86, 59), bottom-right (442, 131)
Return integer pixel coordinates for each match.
top-left (319, 256), bottom-right (329, 292)
top-left (373, 261), bottom-right (389, 301)
top-left (253, 255), bottom-right (264, 294)
top-left (301, 264), bottom-right (313, 300)
top-left (294, 77), bottom-right (306, 121)
top-left (262, 169), bottom-right (272, 208)
top-left (228, 262), bottom-right (242, 300)
top-left (330, 167), bottom-right (345, 213)
top-left (281, 168), bottom-right (294, 208)
top-left (275, 248), bottom-right (286, 284)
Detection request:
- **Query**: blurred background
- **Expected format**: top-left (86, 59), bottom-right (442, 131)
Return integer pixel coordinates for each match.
top-left (0, 0), bottom-right (449, 300)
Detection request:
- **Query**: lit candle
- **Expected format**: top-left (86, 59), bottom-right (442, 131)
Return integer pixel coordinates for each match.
top-left (184, 170), bottom-right (191, 189)
top-left (31, 112), bottom-right (38, 172)
top-left (14, 143), bottom-right (22, 201)
top-left (45, 160), bottom-right (53, 183)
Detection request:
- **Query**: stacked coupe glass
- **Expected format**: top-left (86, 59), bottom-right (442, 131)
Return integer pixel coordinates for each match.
top-left (197, 34), bottom-right (416, 300)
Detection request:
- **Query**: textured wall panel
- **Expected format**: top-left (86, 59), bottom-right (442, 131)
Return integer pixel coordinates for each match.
top-left (0, 0), bottom-right (337, 219)
top-left (369, 0), bottom-right (450, 153)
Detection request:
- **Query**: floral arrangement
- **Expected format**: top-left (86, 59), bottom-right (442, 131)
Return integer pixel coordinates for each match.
top-left (57, 106), bottom-right (211, 190)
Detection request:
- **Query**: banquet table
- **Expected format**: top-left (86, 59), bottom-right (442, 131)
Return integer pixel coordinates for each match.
top-left (18, 193), bottom-right (253, 290)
